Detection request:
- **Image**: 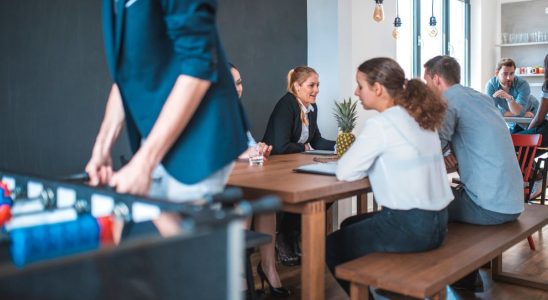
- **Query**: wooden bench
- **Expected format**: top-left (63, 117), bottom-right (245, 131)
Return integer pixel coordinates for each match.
top-left (335, 204), bottom-right (548, 300)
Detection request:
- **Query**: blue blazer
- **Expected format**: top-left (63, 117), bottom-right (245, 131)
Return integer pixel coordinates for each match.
top-left (102, 0), bottom-right (248, 184)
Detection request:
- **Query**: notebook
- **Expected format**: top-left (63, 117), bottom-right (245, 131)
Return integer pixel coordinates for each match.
top-left (303, 149), bottom-right (336, 156)
top-left (293, 162), bottom-right (337, 176)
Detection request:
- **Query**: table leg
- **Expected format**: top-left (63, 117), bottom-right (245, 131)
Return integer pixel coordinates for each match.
top-left (301, 201), bottom-right (326, 300)
top-left (357, 194), bottom-right (368, 214)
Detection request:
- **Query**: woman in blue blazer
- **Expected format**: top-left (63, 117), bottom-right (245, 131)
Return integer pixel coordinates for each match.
top-left (86, 0), bottom-right (248, 239)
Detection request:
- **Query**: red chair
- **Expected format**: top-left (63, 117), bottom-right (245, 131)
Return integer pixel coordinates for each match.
top-left (511, 134), bottom-right (542, 251)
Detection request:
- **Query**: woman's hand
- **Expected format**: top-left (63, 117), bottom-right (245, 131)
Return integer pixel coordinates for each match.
top-left (257, 142), bottom-right (273, 158)
top-left (85, 153), bottom-right (113, 186)
top-left (109, 155), bottom-right (154, 196)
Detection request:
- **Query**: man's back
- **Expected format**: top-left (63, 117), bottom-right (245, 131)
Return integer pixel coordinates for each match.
top-left (440, 84), bottom-right (523, 215)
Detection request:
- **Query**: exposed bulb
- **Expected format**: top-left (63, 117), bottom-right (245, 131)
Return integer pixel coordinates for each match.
top-left (392, 28), bottom-right (400, 39)
top-left (428, 26), bottom-right (438, 37)
top-left (373, 3), bottom-right (384, 22)
top-left (392, 17), bottom-right (402, 39)
top-left (428, 16), bottom-right (438, 37)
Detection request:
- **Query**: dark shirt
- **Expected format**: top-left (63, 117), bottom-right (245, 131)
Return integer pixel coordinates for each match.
top-left (262, 92), bottom-right (335, 154)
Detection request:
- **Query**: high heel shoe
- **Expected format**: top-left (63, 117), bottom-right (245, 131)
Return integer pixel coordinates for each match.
top-left (257, 262), bottom-right (291, 297)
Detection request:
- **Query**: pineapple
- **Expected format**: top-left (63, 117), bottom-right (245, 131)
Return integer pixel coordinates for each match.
top-left (333, 98), bottom-right (358, 157)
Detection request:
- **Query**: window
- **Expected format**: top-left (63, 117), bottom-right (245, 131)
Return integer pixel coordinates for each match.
top-left (396, 0), bottom-right (470, 85)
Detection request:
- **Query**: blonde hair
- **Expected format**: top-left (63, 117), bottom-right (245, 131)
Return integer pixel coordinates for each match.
top-left (287, 66), bottom-right (318, 95)
top-left (286, 66), bottom-right (318, 126)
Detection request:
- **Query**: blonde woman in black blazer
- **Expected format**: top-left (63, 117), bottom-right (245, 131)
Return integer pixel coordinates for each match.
top-left (263, 66), bottom-right (335, 265)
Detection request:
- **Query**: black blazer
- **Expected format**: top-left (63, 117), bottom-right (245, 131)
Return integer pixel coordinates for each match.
top-left (262, 92), bottom-right (335, 154)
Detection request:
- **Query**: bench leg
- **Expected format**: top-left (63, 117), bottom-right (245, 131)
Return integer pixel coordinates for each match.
top-left (350, 283), bottom-right (369, 300)
top-left (492, 255), bottom-right (548, 290)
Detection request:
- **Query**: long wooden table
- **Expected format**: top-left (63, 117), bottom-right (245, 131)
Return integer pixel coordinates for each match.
top-left (228, 154), bottom-right (371, 300)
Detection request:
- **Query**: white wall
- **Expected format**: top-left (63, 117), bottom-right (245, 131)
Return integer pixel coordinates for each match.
top-left (308, 0), bottom-right (397, 225)
top-left (470, 0), bottom-right (500, 91)
top-left (308, 0), bottom-right (397, 138)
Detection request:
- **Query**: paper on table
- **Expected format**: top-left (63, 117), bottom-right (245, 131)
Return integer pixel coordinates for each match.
top-left (293, 162), bottom-right (337, 176)
top-left (303, 149), bottom-right (336, 156)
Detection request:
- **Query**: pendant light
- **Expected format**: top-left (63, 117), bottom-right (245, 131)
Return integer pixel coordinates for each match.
top-left (428, 0), bottom-right (438, 37)
top-left (373, 0), bottom-right (384, 22)
top-left (392, 0), bottom-right (402, 39)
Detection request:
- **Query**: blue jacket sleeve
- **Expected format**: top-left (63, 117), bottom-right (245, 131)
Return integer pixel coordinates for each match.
top-left (160, 0), bottom-right (218, 83)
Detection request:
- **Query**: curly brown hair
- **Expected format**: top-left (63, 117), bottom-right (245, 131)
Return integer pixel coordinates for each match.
top-left (358, 57), bottom-right (447, 131)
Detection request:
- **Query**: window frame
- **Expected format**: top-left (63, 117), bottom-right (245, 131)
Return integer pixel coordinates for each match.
top-left (410, 0), bottom-right (471, 86)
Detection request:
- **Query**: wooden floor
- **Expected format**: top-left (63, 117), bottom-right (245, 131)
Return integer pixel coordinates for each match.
top-left (250, 224), bottom-right (548, 299)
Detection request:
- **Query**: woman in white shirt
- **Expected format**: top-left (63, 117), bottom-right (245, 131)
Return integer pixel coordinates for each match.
top-left (326, 57), bottom-right (454, 293)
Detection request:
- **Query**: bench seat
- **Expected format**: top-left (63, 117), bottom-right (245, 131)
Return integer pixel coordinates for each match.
top-left (335, 204), bottom-right (548, 300)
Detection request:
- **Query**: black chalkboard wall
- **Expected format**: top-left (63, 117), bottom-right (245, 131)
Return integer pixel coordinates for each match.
top-left (0, 0), bottom-right (307, 177)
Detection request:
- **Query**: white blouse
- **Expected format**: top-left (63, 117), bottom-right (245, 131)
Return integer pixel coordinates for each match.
top-left (336, 106), bottom-right (453, 211)
top-left (297, 99), bottom-right (314, 144)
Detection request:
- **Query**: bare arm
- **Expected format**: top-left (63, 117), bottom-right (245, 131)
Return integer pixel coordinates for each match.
top-left (85, 84), bottom-right (125, 186)
top-left (109, 75), bottom-right (211, 195)
top-left (528, 98), bottom-right (548, 129)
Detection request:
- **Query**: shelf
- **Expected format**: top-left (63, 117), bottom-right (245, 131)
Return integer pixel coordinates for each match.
top-left (497, 41), bottom-right (548, 47)
top-left (530, 83), bottom-right (543, 87)
top-left (518, 74), bottom-right (544, 78)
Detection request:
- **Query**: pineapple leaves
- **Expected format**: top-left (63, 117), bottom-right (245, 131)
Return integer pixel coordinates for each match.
top-left (333, 98), bottom-right (358, 134)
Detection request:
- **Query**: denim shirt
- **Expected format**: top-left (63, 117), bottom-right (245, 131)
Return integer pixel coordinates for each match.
top-left (485, 76), bottom-right (531, 116)
top-left (440, 85), bottom-right (524, 214)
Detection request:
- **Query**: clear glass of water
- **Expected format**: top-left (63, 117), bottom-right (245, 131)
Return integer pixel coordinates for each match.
top-left (248, 145), bottom-right (264, 166)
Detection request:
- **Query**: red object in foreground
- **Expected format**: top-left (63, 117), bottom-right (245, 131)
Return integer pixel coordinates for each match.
top-left (0, 205), bottom-right (12, 226)
top-left (97, 216), bottom-right (114, 245)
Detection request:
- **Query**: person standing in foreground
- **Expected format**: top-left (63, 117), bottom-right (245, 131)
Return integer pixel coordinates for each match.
top-left (424, 55), bottom-right (523, 292)
top-left (86, 0), bottom-right (249, 238)
top-left (327, 57), bottom-right (453, 293)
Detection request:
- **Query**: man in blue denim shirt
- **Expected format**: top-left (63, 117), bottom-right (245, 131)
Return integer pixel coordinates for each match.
top-left (485, 58), bottom-right (534, 132)
top-left (424, 56), bottom-right (524, 293)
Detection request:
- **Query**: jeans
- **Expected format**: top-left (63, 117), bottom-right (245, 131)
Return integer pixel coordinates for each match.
top-left (516, 119), bottom-right (548, 148)
top-left (326, 206), bottom-right (449, 293)
top-left (148, 163), bottom-right (234, 203)
top-left (449, 188), bottom-right (520, 225)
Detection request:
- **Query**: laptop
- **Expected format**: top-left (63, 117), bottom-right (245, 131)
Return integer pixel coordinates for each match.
top-left (293, 162), bottom-right (337, 176)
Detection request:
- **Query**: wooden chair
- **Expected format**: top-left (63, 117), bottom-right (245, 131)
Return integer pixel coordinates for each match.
top-left (511, 134), bottom-right (542, 250)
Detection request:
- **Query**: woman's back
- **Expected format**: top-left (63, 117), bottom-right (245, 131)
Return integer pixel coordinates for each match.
top-left (337, 106), bottom-right (452, 211)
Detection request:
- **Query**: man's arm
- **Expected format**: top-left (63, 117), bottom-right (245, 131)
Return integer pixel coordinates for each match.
top-left (85, 84), bottom-right (125, 186)
top-left (438, 103), bottom-right (457, 150)
top-left (493, 80), bottom-right (530, 116)
top-left (109, 75), bottom-right (210, 195)
top-left (492, 89), bottom-right (523, 116)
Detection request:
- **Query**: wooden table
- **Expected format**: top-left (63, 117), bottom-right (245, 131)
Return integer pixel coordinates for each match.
top-left (228, 154), bottom-right (371, 300)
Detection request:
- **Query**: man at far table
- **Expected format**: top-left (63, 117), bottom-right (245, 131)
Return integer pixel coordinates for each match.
top-left (485, 58), bottom-right (534, 132)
